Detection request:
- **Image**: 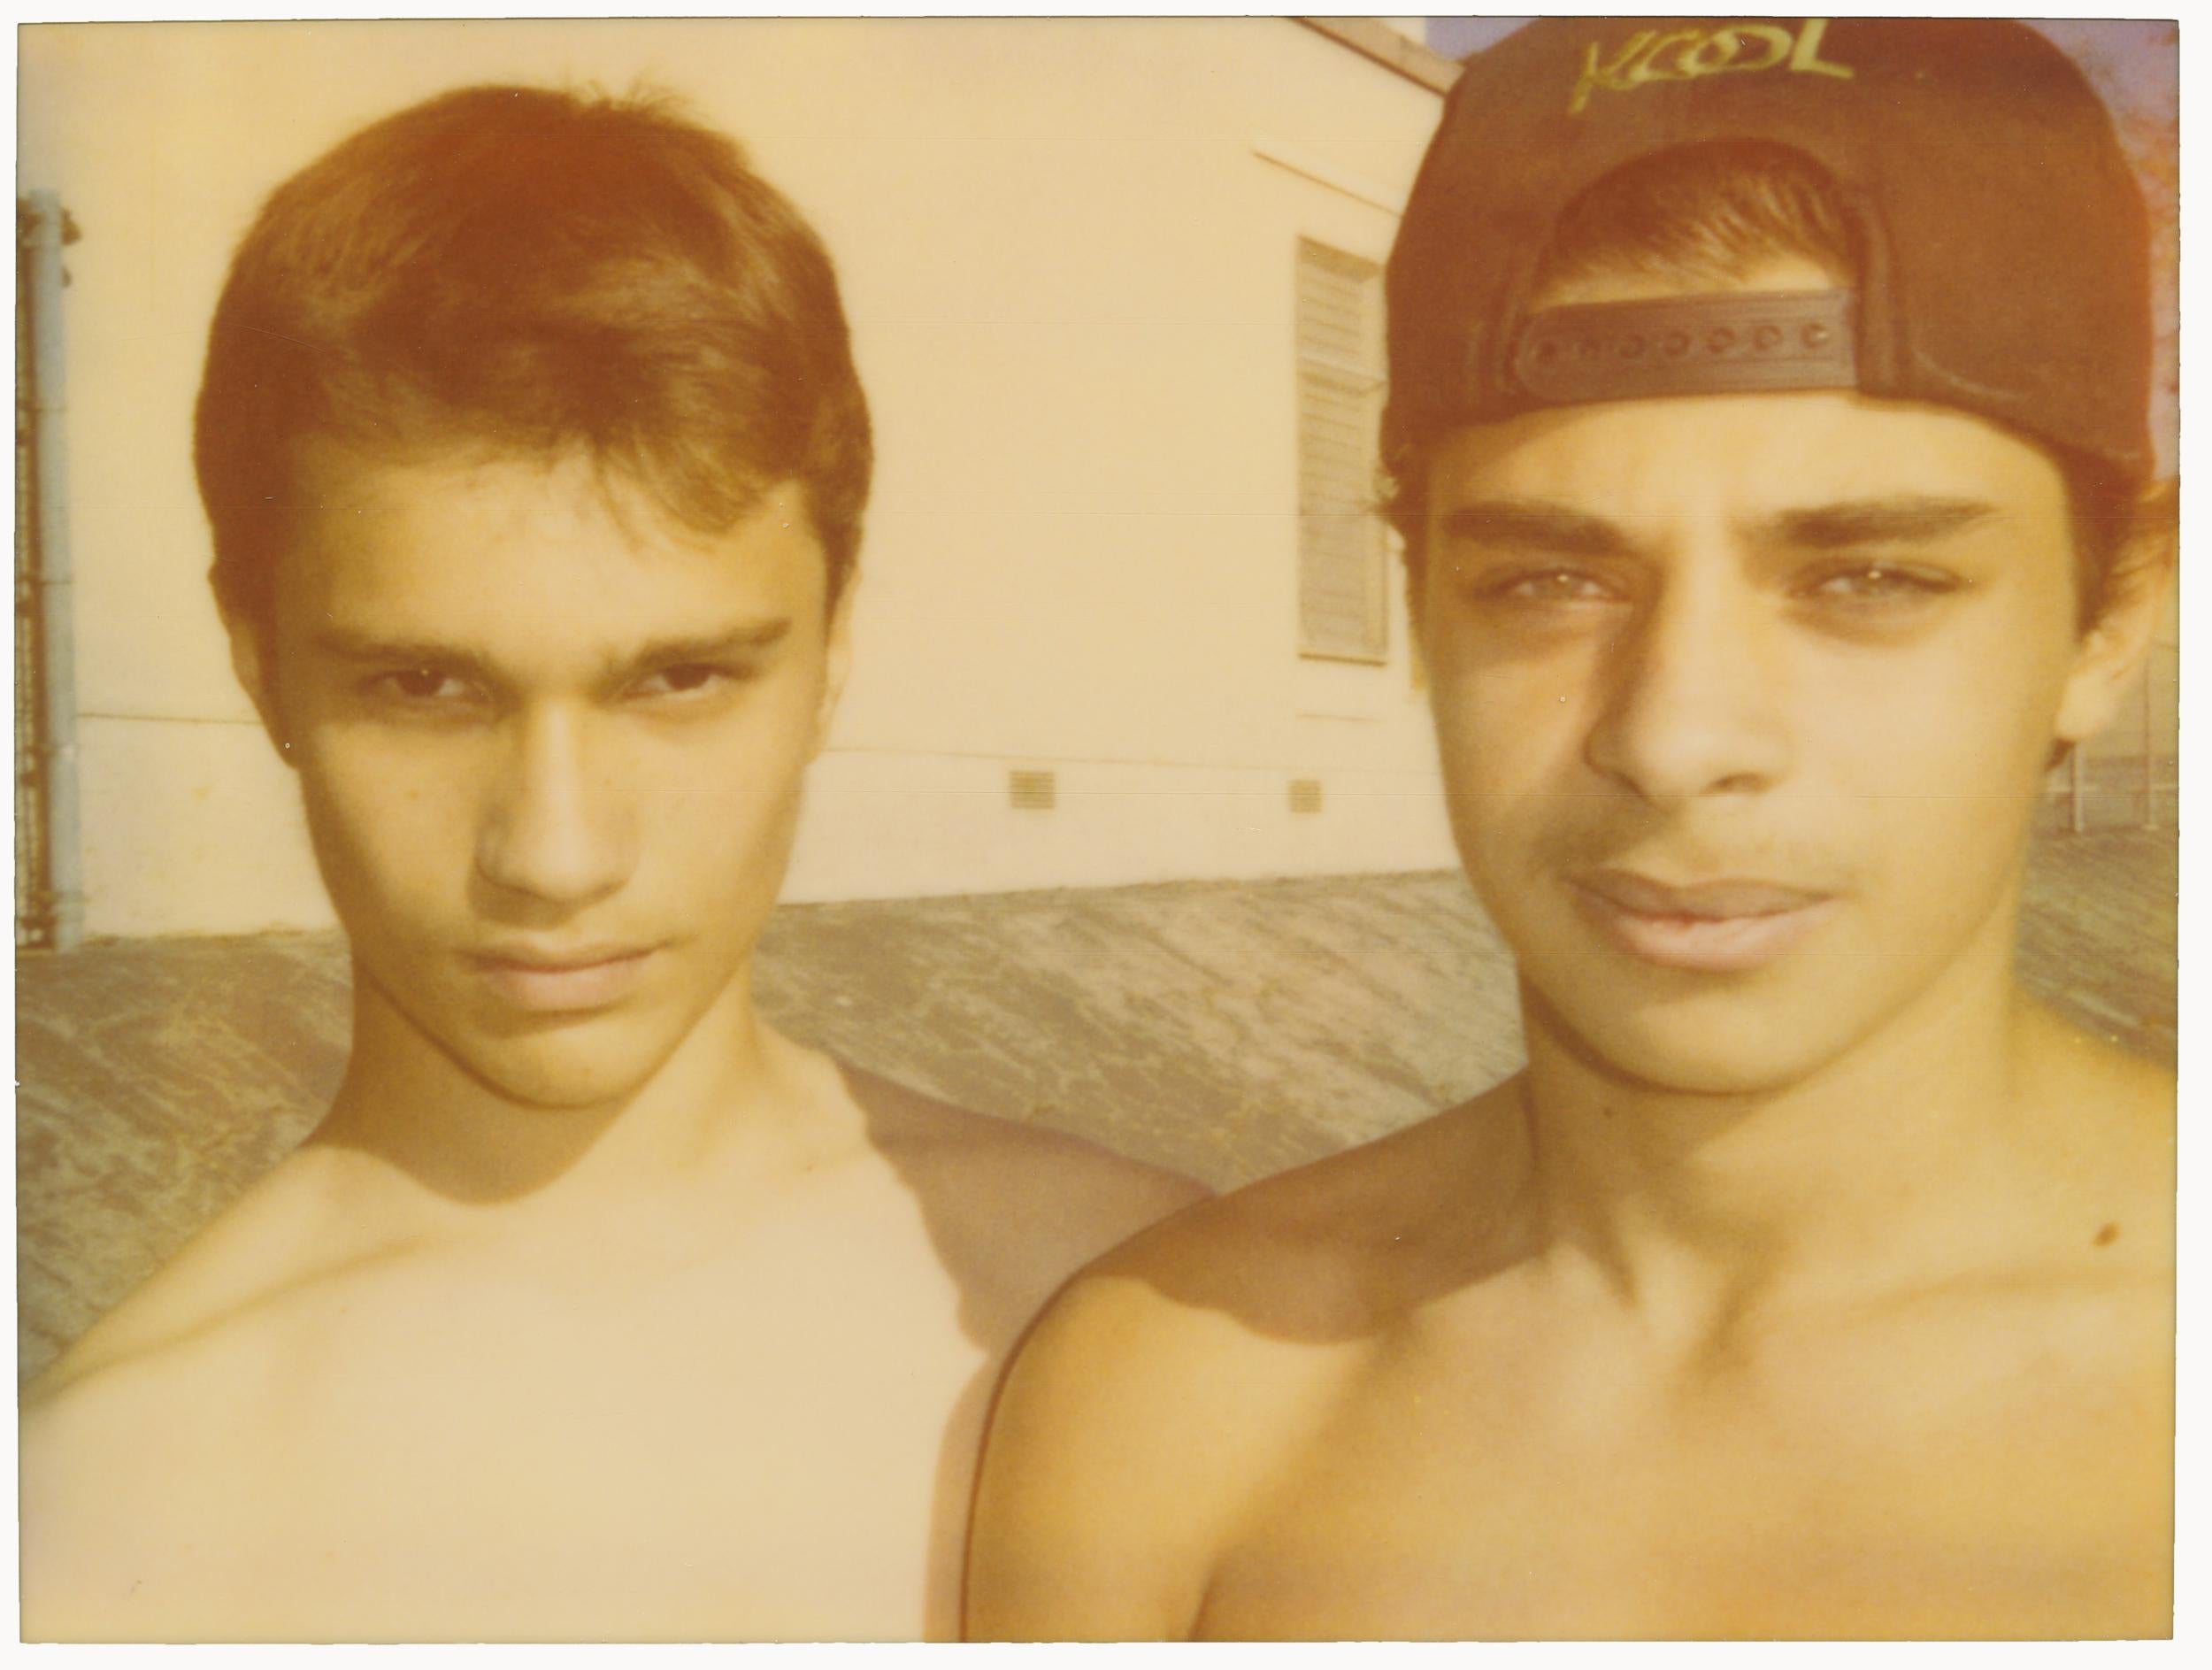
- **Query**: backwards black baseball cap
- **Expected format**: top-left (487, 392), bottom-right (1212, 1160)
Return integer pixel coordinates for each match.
top-left (1386, 18), bottom-right (2155, 483)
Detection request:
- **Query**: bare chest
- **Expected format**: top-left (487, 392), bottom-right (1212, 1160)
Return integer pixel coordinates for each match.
top-left (1199, 1317), bottom-right (2172, 1640)
top-left (42, 1197), bottom-right (993, 1640)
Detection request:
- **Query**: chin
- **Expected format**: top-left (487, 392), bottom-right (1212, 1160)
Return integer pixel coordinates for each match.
top-left (1531, 980), bottom-right (1866, 1099)
top-left (352, 930), bottom-right (753, 1113)
top-left (385, 964), bottom-right (706, 1112)
top-left (441, 1021), bottom-right (683, 1112)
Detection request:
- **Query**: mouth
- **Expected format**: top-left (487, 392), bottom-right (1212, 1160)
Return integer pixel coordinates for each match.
top-left (1570, 870), bottom-right (1837, 974)
top-left (466, 944), bottom-right (658, 1012)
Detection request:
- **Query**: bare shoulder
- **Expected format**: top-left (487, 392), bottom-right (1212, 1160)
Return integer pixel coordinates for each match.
top-left (25, 1143), bottom-right (384, 1408)
top-left (19, 1147), bottom-right (386, 1640)
top-left (1090, 1079), bottom-right (1525, 1331)
top-left (21, 1142), bottom-right (411, 1516)
top-left (966, 1089), bottom-right (1525, 1640)
top-left (2025, 1000), bottom-right (2176, 1114)
top-left (2018, 1004), bottom-right (2176, 1266)
top-left (965, 1229), bottom-right (1363, 1639)
top-left (997, 1078), bottom-right (1526, 1417)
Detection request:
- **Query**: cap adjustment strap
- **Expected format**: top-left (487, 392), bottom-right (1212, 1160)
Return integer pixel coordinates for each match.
top-left (1509, 289), bottom-right (1859, 404)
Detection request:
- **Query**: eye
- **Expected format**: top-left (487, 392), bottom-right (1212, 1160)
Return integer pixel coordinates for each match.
top-left (630, 662), bottom-right (741, 700)
top-left (367, 666), bottom-right (475, 704)
top-left (1477, 566), bottom-right (1623, 605)
top-left (1796, 563), bottom-right (1964, 604)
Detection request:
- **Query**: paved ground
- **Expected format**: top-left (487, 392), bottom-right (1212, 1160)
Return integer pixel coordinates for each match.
top-left (15, 827), bottom-right (2177, 1383)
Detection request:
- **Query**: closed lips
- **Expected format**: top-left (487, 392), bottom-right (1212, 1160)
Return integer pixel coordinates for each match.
top-left (468, 944), bottom-right (659, 1011)
top-left (1575, 871), bottom-right (1831, 920)
top-left (472, 945), bottom-right (651, 970)
top-left (1570, 871), bottom-right (1838, 974)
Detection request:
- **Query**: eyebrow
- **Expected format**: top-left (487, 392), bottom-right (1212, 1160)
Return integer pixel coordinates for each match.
top-left (1435, 499), bottom-right (1632, 558)
top-left (1763, 496), bottom-right (1999, 549)
top-left (1435, 494), bottom-right (2002, 558)
top-left (309, 619), bottom-right (795, 683)
top-left (311, 629), bottom-right (494, 676)
top-left (618, 621), bottom-right (795, 670)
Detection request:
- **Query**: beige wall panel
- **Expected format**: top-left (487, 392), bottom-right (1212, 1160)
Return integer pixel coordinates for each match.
top-left (785, 752), bottom-right (1455, 904)
top-left (75, 718), bottom-right (334, 938)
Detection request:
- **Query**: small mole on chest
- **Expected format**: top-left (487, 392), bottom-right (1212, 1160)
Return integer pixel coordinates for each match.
top-left (2093, 1222), bottom-right (2121, 1248)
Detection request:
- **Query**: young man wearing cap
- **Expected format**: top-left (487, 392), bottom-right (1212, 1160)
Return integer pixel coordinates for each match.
top-left (18, 85), bottom-right (1202, 1643)
top-left (967, 19), bottom-right (2174, 1640)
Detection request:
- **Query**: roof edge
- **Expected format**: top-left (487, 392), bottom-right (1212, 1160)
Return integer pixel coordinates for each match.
top-left (1297, 17), bottom-right (1460, 96)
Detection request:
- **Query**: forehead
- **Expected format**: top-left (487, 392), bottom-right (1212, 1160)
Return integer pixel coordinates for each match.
top-left (1425, 389), bottom-right (2070, 531)
top-left (276, 443), bottom-right (825, 647)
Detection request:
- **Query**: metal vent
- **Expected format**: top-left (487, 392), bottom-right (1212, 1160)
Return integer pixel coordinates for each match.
top-left (1296, 238), bottom-right (1387, 665)
top-left (1289, 777), bottom-right (1324, 815)
top-left (1008, 768), bottom-right (1056, 811)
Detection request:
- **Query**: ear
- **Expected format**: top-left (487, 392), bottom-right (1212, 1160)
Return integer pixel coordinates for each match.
top-left (2054, 487), bottom-right (2178, 745)
top-left (811, 574), bottom-right (858, 760)
top-left (220, 601), bottom-right (296, 769)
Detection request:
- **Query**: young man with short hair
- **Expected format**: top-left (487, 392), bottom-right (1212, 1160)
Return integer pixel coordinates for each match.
top-left (968, 19), bottom-right (2174, 1640)
top-left (19, 85), bottom-right (1201, 1643)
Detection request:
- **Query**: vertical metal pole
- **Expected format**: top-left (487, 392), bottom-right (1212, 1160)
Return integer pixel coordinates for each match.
top-left (2068, 744), bottom-right (2086, 835)
top-left (2142, 663), bottom-right (2157, 829)
top-left (25, 190), bottom-right (83, 949)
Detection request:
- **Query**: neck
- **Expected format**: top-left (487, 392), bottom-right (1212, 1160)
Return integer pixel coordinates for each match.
top-left (315, 962), bottom-right (841, 1213)
top-left (1517, 892), bottom-right (2047, 1344)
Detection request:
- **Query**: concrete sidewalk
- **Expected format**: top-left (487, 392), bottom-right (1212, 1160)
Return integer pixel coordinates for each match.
top-left (15, 830), bottom-right (2177, 1381)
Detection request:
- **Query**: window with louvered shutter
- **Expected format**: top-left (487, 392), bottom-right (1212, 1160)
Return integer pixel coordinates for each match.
top-left (1295, 239), bottom-right (1387, 663)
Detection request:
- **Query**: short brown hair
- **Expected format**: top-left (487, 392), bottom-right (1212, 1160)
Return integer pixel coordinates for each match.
top-left (195, 83), bottom-right (872, 632)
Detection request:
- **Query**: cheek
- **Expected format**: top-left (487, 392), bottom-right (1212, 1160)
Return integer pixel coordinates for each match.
top-left (1426, 625), bottom-right (1597, 792)
top-left (1794, 627), bottom-right (2069, 943)
top-left (641, 701), bottom-right (820, 866)
top-left (1425, 659), bottom-right (1588, 902)
top-left (1800, 616), bottom-right (2076, 803)
top-left (679, 760), bottom-right (804, 869)
top-left (294, 735), bottom-right (475, 911)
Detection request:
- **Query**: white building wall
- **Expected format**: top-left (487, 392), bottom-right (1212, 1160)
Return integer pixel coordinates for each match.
top-left (19, 18), bottom-right (1455, 938)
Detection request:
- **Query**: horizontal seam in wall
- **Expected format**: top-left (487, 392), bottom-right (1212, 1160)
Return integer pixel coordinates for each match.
top-left (819, 743), bottom-right (1436, 776)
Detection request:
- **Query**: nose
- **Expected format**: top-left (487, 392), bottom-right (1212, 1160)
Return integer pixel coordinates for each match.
top-left (1583, 566), bottom-right (1791, 802)
top-left (474, 703), bottom-right (635, 908)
